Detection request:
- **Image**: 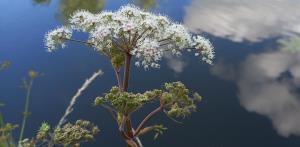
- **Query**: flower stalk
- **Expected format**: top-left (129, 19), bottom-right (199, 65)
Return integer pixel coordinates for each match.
top-left (18, 70), bottom-right (39, 146)
top-left (134, 106), bottom-right (162, 137)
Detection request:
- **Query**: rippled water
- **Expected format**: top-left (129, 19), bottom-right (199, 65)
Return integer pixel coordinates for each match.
top-left (1, 0), bottom-right (300, 146)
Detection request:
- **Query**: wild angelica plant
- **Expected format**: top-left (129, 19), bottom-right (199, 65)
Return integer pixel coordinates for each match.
top-left (45, 4), bottom-right (214, 147)
top-left (21, 120), bottom-right (99, 147)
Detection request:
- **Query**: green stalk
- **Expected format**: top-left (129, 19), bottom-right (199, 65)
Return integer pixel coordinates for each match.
top-left (18, 80), bottom-right (33, 146)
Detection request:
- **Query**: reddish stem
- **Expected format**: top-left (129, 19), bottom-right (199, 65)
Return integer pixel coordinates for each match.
top-left (133, 106), bottom-right (163, 137)
top-left (123, 53), bottom-right (131, 91)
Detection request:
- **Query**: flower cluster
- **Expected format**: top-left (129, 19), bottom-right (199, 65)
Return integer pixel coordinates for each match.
top-left (95, 87), bottom-right (151, 115)
top-left (36, 122), bottom-right (51, 141)
top-left (20, 122), bottom-right (51, 147)
top-left (95, 81), bottom-right (202, 119)
top-left (131, 38), bottom-right (161, 69)
top-left (20, 120), bottom-right (99, 147)
top-left (192, 36), bottom-right (215, 64)
top-left (45, 4), bottom-right (214, 69)
top-left (160, 82), bottom-right (201, 118)
top-left (54, 120), bottom-right (99, 147)
top-left (45, 27), bottom-right (72, 52)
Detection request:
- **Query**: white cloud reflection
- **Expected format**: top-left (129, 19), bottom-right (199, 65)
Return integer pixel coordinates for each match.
top-left (164, 53), bottom-right (187, 74)
top-left (184, 0), bottom-right (300, 42)
top-left (211, 38), bottom-right (300, 137)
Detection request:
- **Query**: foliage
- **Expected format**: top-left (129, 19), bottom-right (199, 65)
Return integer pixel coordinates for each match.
top-left (94, 81), bottom-right (202, 143)
top-left (0, 69), bottom-right (100, 147)
top-left (53, 120), bottom-right (99, 146)
top-left (161, 82), bottom-right (200, 118)
top-left (95, 87), bottom-right (152, 115)
top-left (95, 81), bottom-right (201, 119)
top-left (36, 122), bottom-right (51, 141)
top-left (20, 120), bottom-right (99, 147)
top-left (0, 123), bottom-right (18, 147)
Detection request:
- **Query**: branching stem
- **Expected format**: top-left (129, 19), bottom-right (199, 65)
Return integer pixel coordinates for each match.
top-left (65, 38), bottom-right (93, 46)
top-left (134, 106), bottom-right (163, 137)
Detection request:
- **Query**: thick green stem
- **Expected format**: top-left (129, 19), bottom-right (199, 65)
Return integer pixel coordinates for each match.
top-left (18, 80), bottom-right (33, 146)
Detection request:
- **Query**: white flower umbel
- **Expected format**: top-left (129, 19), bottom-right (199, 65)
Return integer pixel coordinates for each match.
top-left (45, 27), bottom-right (72, 52)
top-left (192, 36), bottom-right (215, 64)
top-left (45, 4), bottom-right (215, 68)
top-left (131, 38), bottom-right (161, 69)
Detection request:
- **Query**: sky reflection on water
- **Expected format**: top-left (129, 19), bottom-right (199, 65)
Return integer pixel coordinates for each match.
top-left (184, 0), bottom-right (300, 42)
top-left (1, 0), bottom-right (300, 146)
top-left (212, 37), bottom-right (300, 137)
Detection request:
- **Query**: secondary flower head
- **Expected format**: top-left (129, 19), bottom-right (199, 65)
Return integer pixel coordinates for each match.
top-left (192, 36), bottom-right (215, 64)
top-left (45, 4), bottom-right (214, 69)
top-left (45, 27), bottom-right (72, 52)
